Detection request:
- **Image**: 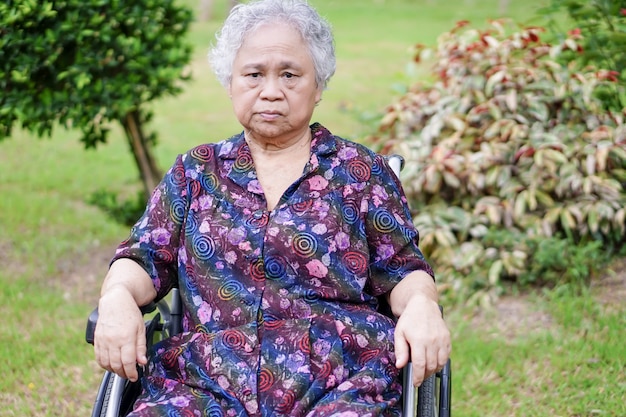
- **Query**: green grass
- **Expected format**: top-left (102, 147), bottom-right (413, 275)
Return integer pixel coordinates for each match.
top-left (3, 0), bottom-right (625, 416)
top-left (449, 289), bottom-right (626, 416)
top-left (0, 278), bottom-right (101, 416)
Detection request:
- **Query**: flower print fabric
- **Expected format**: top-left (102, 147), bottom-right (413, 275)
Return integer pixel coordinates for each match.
top-left (113, 123), bottom-right (434, 417)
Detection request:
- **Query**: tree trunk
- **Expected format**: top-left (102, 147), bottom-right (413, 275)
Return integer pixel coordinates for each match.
top-left (121, 110), bottom-right (162, 200)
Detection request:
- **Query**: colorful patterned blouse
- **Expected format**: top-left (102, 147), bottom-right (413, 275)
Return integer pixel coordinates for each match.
top-left (113, 123), bottom-right (434, 417)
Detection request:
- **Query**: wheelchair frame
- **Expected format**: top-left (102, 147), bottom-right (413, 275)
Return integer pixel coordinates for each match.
top-left (85, 155), bottom-right (451, 417)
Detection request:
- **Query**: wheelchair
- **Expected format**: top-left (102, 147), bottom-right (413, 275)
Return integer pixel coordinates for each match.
top-left (85, 287), bottom-right (451, 417)
top-left (85, 155), bottom-right (451, 417)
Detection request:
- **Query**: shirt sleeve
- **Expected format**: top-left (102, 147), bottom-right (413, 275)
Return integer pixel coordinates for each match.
top-left (365, 154), bottom-right (434, 297)
top-left (111, 154), bottom-right (188, 301)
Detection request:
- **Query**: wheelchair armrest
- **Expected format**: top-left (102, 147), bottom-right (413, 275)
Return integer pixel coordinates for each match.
top-left (85, 308), bottom-right (99, 345)
top-left (85, 303), bottom-right (158, 345)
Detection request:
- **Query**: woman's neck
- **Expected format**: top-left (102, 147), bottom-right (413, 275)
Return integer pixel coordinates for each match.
top-left (244, 128), bottom-right (313, 211)
top-left (244, 128), bottom-right (312, 156)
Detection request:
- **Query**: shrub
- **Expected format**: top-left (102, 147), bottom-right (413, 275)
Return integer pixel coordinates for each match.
top-left (88, 189), bottom-right (147, 227)
top-left (369, 20), bottom-right (626, 304)
top-left (540, 0), bottom-right (626, 112)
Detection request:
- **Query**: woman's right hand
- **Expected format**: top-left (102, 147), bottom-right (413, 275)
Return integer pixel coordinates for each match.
top-left (94, 285), bottom-right (147, 382)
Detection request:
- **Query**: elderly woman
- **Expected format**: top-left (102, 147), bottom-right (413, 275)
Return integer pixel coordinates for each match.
top-left (94, 0), bottom-right (450, 415)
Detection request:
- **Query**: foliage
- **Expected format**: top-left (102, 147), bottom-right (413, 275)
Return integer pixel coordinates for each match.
top-left (539, 0), bottom-right (626, 112)
top-left (0, 0), bottom-right (193, 196)
top-left (370, 20), bottom-right (626, 304)
top-left (88, 189), bottom-right (147, 227)
top-left (520, 235), bottom-right (608, 286)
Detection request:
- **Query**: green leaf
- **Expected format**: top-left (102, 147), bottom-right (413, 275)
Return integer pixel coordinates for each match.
top-left (10, 70), bottom-right (28, 83)
top-left (488, 259), bottom-right (503, 285)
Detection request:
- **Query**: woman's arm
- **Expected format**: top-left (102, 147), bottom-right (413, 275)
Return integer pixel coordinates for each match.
top-left (388, 270), bottom-right (451, 386)
top-left (94, 258), bottom-right (157, 382)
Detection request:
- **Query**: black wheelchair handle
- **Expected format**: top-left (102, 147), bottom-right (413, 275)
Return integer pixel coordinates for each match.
top-left (85, 308), bottom-right (99, 345)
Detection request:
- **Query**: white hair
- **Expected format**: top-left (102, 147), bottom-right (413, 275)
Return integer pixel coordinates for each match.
top-left (208, 0), bottom-right (336, 89)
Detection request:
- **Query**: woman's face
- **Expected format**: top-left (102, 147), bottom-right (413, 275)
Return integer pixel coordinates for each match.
top-left (229, 22), bottom-right (322, 145)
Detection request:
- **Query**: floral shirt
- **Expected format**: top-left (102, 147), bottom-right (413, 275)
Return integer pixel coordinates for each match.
top-left (114, 123), bottom-right (433, 417)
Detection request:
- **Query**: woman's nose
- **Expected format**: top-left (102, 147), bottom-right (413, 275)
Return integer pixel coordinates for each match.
top-left (259, 76), bottom-right (283, 100)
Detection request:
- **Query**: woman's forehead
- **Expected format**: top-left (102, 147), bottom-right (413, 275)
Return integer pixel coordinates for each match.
top-left (235, 23), bottom-right (312, 66)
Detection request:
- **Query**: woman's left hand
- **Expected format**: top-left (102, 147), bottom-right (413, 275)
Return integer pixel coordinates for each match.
top-left (393, 292), bottom-right (451, 386)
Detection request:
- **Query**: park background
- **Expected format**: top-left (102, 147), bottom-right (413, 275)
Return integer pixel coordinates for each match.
top-left (1, 0), bottom-right (625, 416)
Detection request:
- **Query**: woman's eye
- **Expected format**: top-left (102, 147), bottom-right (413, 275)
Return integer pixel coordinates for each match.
top-left (283, 72), bottom-right (295, 79)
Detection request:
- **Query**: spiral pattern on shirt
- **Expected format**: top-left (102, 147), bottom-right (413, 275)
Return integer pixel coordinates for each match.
top-left (222, 329), bottom-right (246, 349)
top-left (303, 289), bottom-right (320, 303)
top-left (292, 232), bottom-right (317, 258)
top-left (371, 157), bottom-right (384, 176)
top-left (276, 389), bottom-right (297, 414)
top-left (190, 144), bottom-right (214, 162)
top-left (170, 198), bottom-right (186, 224)
top-left (317, 361), bottom-right (333, 379)
top-left (342, 251), bottom-right (368, 275)
top-left (184, 265), bottom-right (196, 286)
top-left (234, 150), bottom-right (253, 172)
top-left (297, 333), bottom-right (311, 354)
top-left (341, 200), bottom-right (360, 224)
top-left (192, 235), bottom-right (215, 260)
top-left (194, 323), bottom-right (209, 335)
top-left (291, 199), bottom-right (314, 214)
top-left (262, 313), bottom-right (285, 329)
top-left (249, 258), bottom-right (265, 282)
top-left (402, 225), bottom-right (415, 242)
top-left (340, 333), bottom-right (355, 351)
top-left (185, 214), bottom-right (198, 235)
top-left (171, 164), bottom-right (186, 187)
top-left (258, 367), bottom-right (275, 392)
top-left (161, 345), bottom-right (184, 368)
top-left (358, 348), bottom-right (382, 367)
top-left (347, 159), bottom-right (371, 182)
top-left (188, 180), bottom-right (202, 199)
top-left (386, 255), bottom-right (407, 274)
top-left (217, 280), bottom-right (244, 301)
top-left (372, 209), bottom-right (397, 233)
top-left (153, 248), bottom-right (174, 264)
top-left (199, 172), bottom-right (218, 193)
top-left (265, 257), bottom-right (286, 279)
top-left (359, 220), bottom-right (366, 237)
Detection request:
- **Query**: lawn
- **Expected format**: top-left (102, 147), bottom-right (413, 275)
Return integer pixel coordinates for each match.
top-left (1, 0), bottom-right (625, 416)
